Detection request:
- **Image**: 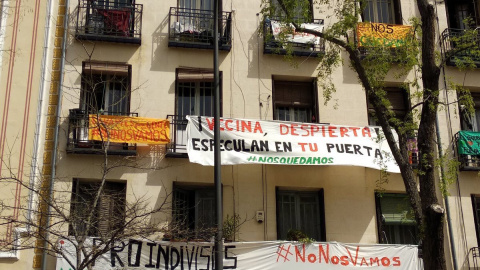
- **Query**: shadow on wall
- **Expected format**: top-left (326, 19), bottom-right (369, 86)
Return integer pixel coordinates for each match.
top-left (342, 51), bottom-right (359, 85)
top-left (151, 14), bottom-right (170, 70)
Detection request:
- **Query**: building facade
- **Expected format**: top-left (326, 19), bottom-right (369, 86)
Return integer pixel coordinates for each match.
top-left (2, 0), bottom-right (480, 269)
top-left (0, 0), bottom-right (56, 268)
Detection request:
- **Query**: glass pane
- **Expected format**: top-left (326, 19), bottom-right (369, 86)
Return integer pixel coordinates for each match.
top-left (299, 194), bottom-right (320, 240)
top-left (276, 107), bottom-right (290, 121)
top-left (474, 108), bottom-right (480, 131)
top-left (108, 81), bottom-right (127, 115)
top-left (199, 82), bottom-right (214, 117)
top-left (293, 108), bottom-right (310, 123)
top-left (196, 189), bottom-right (215, 231)
top-left (177, 82), bottom-right (195, 119)
top-left (277, 193), bottom-right (297, 239)
top-left (363, 0), bottom-right (375, 22)
top-left (384, 224), bottom-right (418, 244)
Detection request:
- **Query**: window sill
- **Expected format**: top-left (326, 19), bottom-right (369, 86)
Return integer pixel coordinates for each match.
top-left (0, 228), bottom-right (27, 260)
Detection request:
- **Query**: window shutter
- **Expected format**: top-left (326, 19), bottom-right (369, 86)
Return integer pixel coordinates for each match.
top-left (274, 81), bottom-right (313, 107)
top-left (367, 87), bottom-right (408, 118)
top-left (97, 194), bottom-right (115, 236)
top-left (83, 61), bottom-right (130, 76)
top-left (379, 194), bottom-right (415, 225)
top-left (176, 68), bottom-right (214, 82)
top-left (385, 87), bottom-right (407, 115)
top-left (97, 182), bottom-right (126, 237)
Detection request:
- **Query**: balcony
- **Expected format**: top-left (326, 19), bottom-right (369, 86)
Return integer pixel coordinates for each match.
top-left (440, 28), bottom-right (480, 67)
top-left (67, 109), bottom-right (137, 156)
top-left (168, 7), bottom-right (232, 51)
top-left (166, 115), bottom-right (188, 158)
top-left (75, 0), bottom-right (143, 45)
top-left (455, 131), bottom-right (480, 171)
top-left (465, 247), bottom-right (480, 269)
top-left (263, 18), bottom-right (325, 57)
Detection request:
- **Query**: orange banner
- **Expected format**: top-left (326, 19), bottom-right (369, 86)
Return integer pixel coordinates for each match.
top-left (88, 115), bottom-right (170, 144)
top-left (357, 22), bottom-right (412, 48)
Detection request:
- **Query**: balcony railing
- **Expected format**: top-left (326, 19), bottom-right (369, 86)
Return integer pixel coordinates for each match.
top-left (67, 109), bottom-right (137, 156)
top-left (455, 131), bottom-right (480, 171)
top-left (465, 247), bottom-right (480, 269)
top-left (263, 18), bottom-right (325, 57)
top-left (75, 0), bottom-right (143, 44)
top-left (168, 7), bottom-right (232, 51)
top-left (166, 115), bottom-right (189, 157)
top-left (440, 28), bottom-right (480, 67)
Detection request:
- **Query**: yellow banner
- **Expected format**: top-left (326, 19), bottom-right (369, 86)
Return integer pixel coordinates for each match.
top-left (88, 115), bottom-right (170, 144)
top-left (357, 22), bottom-right (412, 48)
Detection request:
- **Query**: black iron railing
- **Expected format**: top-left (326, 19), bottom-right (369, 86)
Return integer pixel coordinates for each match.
top-left (75, 0), bottom-right (143, 44)
top-left (455, 131), bottom-right (480, 171)
top-left (465, 247), bottom-right (480, 269)
top-left (168, 7), bottom-right (232, 51)
top-left (263, 17), bottom-right (325, 57)
top-left (67, 109), bottom-right (137, 156)
top-left (440, 28), bottom-right (480, 67)
top-left (166, 115), bottom-right (189, 157)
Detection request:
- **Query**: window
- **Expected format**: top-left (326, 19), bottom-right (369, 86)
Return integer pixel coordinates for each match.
top-left (171, 68), bottom-right (220, 154)
top-left (375, 193), bottom-right (418, 244)
top-left (179, 0), bottom-right (213, 11)
top-left (175, 68), bottom-right (221, 118)
top-left (368, 87), bottom-right (408, 126)
top-left (172, 184), bottom-right (216, 240)
top-left (471, 195), bottom-right (480, 246)
top-left (362, 0), bottom-right (402, 24)
top-left (461, 92), bottom-right (480, 131)
top-left (273, 79), bottom-right (318, 123)
top-left (446, 0), bottom-right (480, 29)
top-left (269, 0), bottom-right (313, 22)
top-left (69, 180), bottom-right (126, 237)
top-left (81, 61), bottom-right (131, 115)
top-left (276, 189), bottom-right (325, 241)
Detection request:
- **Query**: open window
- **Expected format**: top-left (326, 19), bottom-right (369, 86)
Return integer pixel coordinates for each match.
top-left (81, 61), bottom-right (131, 115)
top-left (66, 61), bottom-right (136, 155)
top-left (276, 189), bottom-right (326, 241)
top-left (167, 68), bottom-right (222, 155)
top-left (471, 195), bottom-right (480, 247)
top-left (361, 0), bottom-right (402, 25)
top-left (69, 179), bottom-right (126, 237)
top-left (172, 184), bottom-right (216, 240)
top-left (446, 0), bottom-right (480, 29)
top-left (375, 193), bottom-right (418, 244)
top-left (460, 92), bottom-right (480, 131)
top-left (273, 78), bottom-right (319, 123)
top-left (456, 91), bottom-right (480, 170)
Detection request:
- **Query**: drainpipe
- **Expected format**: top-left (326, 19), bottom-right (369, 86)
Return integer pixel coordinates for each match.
top-left (28, 0), bottom-right (55, 231)
top-left (435, 114), bottom-right (458, 270)
top-left (41, 0), bottom-right (69, 269)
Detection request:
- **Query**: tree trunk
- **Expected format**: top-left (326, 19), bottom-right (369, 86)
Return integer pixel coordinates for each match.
top-left (416, 0), bottom-right (447, 268)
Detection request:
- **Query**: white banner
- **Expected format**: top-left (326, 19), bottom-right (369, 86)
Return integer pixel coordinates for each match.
top-left (270, 20), bottom-right (324, 44)
top-left (56, 239), bottom-right (420, 270)
top-left (186, 116), bottom-right (400, 173)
